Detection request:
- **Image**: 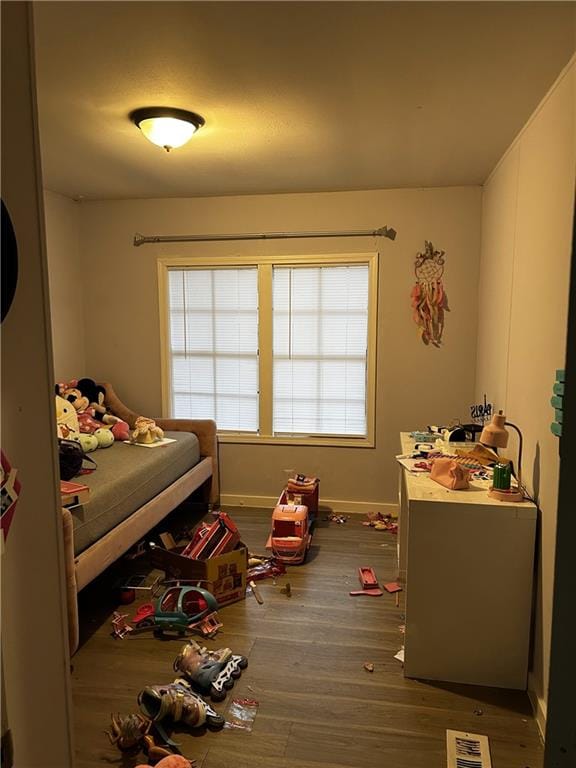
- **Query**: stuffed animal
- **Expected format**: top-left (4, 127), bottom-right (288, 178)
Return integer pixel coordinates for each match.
top-left (136, 756), bottom-right (192, 768)
top-left (55, 395), bottom-right (81, 440)
top-left (56, 380), bottom-right (115, 448)
top-left (131, 416), bottom-right (164, 445)
top-left (76, 378), bottom-right (130, 441)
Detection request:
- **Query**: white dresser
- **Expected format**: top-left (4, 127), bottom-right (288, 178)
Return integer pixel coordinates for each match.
top-left (398, 433), bottom-right (537, 689)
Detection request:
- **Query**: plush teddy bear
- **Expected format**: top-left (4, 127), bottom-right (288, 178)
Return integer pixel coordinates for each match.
top-left (76, 378), bottom-right (130, 441)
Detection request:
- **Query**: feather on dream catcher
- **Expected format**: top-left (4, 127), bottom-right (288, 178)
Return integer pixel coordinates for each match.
top-left (411, 240), bottom-right (450, 347)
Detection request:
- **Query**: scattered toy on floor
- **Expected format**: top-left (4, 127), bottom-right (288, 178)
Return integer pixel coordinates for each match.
top-left (350, 567), bottom-right (384, 597)
top-left (248, 579), bottom-right (264, 604)
top-left (267, 502), bottom-right (312, 564)
top-left (280, 582), bottom-right (292, 597)
top-left (325, 513), bottom-right (349, 524)
top-left (173, 639), bottom-right (248, 701)
top-left (138, 679), bottom-right (225, 731)
top-left (363, 662), bottom-right (375, 673)
top-left (131, 584), bottom-right (221, 638)
top-left (362, 511), bottom-right (398, 533)
top-left (105, 713), bottom-right (177, 763)
top-left (105, 712), bottom-right (151, 751)
top-left (111, 611), bottom-right (134, 639)
top-left (247, 556), bottom-right (286, 582)
top-left (136, 756), bottom-right (194, 768)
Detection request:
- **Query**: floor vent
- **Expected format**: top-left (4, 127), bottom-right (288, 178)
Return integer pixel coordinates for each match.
top-left (446, 730), bottom-right (492, 768)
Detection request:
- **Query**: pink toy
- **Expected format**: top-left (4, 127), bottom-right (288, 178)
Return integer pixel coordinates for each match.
top-left (266, 502), bottom-right (311, 565)
top-left (136, 754), bottom-right (193, 768)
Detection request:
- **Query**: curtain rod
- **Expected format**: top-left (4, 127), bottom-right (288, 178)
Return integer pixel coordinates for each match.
top-left (133, 225), bottom-right (397, 247)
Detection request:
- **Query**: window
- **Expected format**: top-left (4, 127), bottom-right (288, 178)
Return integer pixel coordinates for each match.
top-left (159, 253), bottom-right (377, 446)
top-left (167, 267), bottom-right (258, 431)
top-left (273, 265), bottom-right (370, 436)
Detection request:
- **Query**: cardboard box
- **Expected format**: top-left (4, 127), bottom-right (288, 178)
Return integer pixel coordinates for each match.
top-left (151, 541), bottom-right (247, 607)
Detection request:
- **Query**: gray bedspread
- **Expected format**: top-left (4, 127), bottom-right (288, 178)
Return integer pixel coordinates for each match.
top-left (70, 431), bottom-right (200, 555)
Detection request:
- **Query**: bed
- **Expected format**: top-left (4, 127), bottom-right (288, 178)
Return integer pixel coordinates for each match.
top-left (61, 382), bottom-right (219, 653)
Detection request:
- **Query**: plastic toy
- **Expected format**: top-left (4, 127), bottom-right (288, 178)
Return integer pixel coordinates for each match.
top-left (181, 512), bottom-right (240, 559)
top-left (173, 639), bottom-right (248, 701)
top-left (131, 584), bottom-right (220, 637)
top-left (105, 713), bottom-right (185, 764)
top-left (266, 503), bottom-right (311, 564)
top-left (111, 611), bottom-right (134, 638)
top-left (349, 567), bottom-right (383, 596)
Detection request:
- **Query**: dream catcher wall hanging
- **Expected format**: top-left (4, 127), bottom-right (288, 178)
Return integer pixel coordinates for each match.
top-left (411, 240), bottom-right (450, 347)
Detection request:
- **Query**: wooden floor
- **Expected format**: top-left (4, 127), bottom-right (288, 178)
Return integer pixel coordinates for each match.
top-left (72, 507), bottom-right (543, 768)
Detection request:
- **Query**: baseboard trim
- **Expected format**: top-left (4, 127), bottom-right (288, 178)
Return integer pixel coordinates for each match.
top-left (221, 494), bottom-right (398, 516)
top-left (527, 685), bottom-right (547, 744)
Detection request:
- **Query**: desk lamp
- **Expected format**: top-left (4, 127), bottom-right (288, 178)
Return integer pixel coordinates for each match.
top-left (480, 411), bottom-right (524, 502)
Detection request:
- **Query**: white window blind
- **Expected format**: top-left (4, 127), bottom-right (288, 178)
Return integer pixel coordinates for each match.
top-left (273, 264), bottom-right (369, 436)
top-left (167, 268), bottom-right (259, 431)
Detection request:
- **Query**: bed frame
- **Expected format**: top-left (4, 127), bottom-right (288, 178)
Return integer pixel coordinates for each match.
top-left (61, 382), bottom-right (219, 653)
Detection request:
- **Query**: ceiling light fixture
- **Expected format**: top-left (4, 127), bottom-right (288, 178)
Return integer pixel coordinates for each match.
top-left (130, 107), bottom-right (205, 152)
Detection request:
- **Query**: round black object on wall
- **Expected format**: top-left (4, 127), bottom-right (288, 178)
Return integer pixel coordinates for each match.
top-left (1, 199), bottom-right (18, 323)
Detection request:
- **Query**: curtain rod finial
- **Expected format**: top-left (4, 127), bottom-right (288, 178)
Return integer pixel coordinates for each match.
top-left (133, 233), bottom-right (145, 247)
top-left (375, 226), bottom-right (397, 241)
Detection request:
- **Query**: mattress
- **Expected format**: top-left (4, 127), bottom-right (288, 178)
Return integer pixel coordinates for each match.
top-left (70, 431), bottom-right (200, 555)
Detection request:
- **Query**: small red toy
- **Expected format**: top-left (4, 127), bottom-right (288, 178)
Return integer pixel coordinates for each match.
top-left (349, 567), bottom-right (383, 596)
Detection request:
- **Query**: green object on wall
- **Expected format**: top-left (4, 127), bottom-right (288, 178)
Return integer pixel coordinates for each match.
top-left (555, 408), bottom-right (563, 424)
top-left (553, 381), bottom-right (565, 395)
top-left (550, 422), bottom-right (563, 437)
top-left (551, 395), bottom-right (563, 409)
top-left (556, 369), bottom-right (565, 383)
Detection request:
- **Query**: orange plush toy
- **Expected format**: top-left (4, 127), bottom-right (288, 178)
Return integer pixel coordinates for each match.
top-left (136, 756), bottom-right (193, 768)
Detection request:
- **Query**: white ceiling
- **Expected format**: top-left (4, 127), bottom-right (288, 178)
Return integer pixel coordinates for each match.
top-left (33, 1), bottom-right (575, 201)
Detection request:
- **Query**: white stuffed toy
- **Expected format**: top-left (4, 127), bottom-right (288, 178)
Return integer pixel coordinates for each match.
top-left (55, 395), bottom-right (80, 440)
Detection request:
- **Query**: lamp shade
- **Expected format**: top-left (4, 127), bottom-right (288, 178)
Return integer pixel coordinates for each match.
top-left (130, 107), bottom-right (205, 152)
top-left (479, 411), bottom-right (509, 448)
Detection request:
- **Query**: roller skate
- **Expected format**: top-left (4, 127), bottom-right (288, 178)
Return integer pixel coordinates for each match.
top-left (173, 640), bottom-right (248, 701)
top-left (138, 678), bottom-right (225, 731)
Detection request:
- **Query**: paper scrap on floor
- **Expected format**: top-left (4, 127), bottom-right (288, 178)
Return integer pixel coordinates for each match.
top-left (394, 648), bottom-right (405, 662)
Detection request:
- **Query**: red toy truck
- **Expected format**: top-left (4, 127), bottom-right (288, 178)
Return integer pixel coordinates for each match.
top-left (266, 503), bottom-right (311, 565)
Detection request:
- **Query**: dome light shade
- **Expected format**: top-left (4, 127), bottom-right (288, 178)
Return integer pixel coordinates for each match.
top-left (130, 107), bottom-right (204, 152)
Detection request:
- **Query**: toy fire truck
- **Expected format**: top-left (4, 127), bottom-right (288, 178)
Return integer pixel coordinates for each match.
top-left (266, 503), bottom-right (312, 565)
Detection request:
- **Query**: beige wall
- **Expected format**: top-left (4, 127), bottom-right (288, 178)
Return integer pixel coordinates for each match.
top-left (78, 186), bottom-right (481, 508)
top-left (1, 3), bottom-right (74, 765)
top-left (44, 189), bottom-right (85, 381)
top-left (476, 59), bottom-right (576, 731)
